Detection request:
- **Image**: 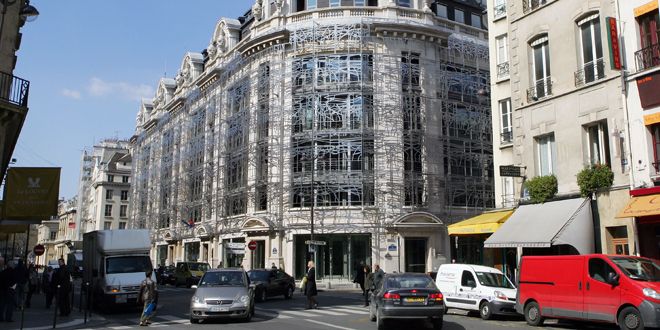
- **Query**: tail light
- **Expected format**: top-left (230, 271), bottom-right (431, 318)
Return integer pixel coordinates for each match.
top-left (428, 293), bottom-right (443, 301)
top-left (383, 292), bottom-right (401, 301)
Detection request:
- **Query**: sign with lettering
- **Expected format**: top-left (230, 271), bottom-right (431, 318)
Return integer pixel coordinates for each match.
top-left (637, 71), bottom-right (660, 109)
top-left (5, 167), bottom-right (60, 220)
top-left (499, 165), bottom-right (524, 177)
top-left (606, 17), bottom-right (621, 70)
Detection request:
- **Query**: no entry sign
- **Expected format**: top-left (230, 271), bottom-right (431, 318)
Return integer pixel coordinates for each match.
top-left (248, 241), bottom-right (257, 251)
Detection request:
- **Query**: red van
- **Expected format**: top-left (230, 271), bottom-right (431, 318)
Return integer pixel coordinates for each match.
top-left (516, 254), bottom-right (659, 330)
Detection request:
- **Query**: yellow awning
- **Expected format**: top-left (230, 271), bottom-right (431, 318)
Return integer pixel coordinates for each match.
top-left (616, 195), bottom-right (660, 218)
top-left (448, 210), bottom-right (514, 235)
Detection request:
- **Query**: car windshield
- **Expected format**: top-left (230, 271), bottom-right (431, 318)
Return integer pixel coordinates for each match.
top-left (475, 271), bottom-right (515, 289)
top-left (199, 271), bottom-right (246, 287)
top-left (106, 256), bottom-right (152, 274)
top-left (609, 257), bottom-right (659, 282)
top-left (188, 263), bottom-right (210, 272)
top-left (385, 275), bottom-right (436, 289)
top-left (248, 271), bottom-right (273, 282)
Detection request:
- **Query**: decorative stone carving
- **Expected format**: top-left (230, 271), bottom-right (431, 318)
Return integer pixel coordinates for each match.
top-left (424, 0), bottom-right (433, 12)
top-left (207, 42), bottom-right (217, 58)
top-left (217, 28), bottom-right (227, 53)
top-left (252, 0), bottom-right (263, 21)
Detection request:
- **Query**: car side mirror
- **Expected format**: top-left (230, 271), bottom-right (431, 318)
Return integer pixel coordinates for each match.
top-left (607, 272), bottom-right (619, 286)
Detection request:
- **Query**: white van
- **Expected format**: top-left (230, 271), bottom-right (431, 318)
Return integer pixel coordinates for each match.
top-left (435, 264), bottom-right (518, 320)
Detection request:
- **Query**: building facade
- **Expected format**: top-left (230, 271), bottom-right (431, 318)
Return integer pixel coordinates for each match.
top-left (77, 139), bottom-right (132, 234)
top-left (130, 0), bottom-right (493, 281)
top-left (35, 219), bottom-right (58, 265)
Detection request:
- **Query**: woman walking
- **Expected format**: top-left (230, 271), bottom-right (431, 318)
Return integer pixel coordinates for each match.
top-left (304, 260), bottom-right (318, 309)
top-left (363, 265), bottom-right (373, 307)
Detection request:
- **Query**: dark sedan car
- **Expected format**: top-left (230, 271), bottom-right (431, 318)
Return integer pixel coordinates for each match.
top-left (369, 273), bottom-right (445, 330)
top-left (247, 269), bottom-right (295, 302)
top-left (156, 265), bottom-right (176, 285)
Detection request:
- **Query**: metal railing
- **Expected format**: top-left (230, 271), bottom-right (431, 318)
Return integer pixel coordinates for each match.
top-left (574, 58), bottom-right (605, 87)
top-left (493, 3), bottom-right (507, 19)
top-left (500, 130), bottom-right (513, 144)
top-left (522, 0), bottom-right (548, 14)
top-left (0, 71), bottom-right (30, 107)
top-left (526, 76), bottom-right (552, 102)
top-left (497, 61), bottom-right (510, 79)
top-left (635, 43), bottom-right (660, 72)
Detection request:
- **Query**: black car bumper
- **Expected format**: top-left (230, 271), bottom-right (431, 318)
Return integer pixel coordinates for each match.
top-left (489, 300), bottom-right (518, 315)
top-left (380, 305), bottom-right (445, 319)
top-left (639, 300), bottom-right (660, 328)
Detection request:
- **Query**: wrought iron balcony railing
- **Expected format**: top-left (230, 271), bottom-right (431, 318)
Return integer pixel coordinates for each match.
top-left (493, 3), bottom-right (507, 19)
top-left (635, 43), bottom-right (660, 72)
top-left (574, 58), bottom-right (605, 87)
top-left (497, 61), bottom-right (510, 79)
top-left (500, 130), bottom-right (513, 144)
top-left (0, 71), bottom-right (30, 107)
top-left (526, 76), bottom-right (552, 102)
top-left (522, 0), bottom-right (548, 14)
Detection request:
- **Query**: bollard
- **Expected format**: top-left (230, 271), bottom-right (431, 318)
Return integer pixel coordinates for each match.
top-left (79, 281), bottom-right (83, 312)
top-left (52, 285), bottom-right (60, 329)
top-left (84, 282), bottom-right (89, 323)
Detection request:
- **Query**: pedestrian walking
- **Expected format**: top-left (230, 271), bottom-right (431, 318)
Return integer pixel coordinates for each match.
top-left (304, 260), bottom-right (318, 309)
top-left (138, 270), bottom-right (157, 326)
top-left (15, 259), bottom-right (28, 309)
top-left (42, 266), bottom-right (54, 309)
top-left (52, 258), bottom-right (72, 317)
top-left (0, 260), bottom-right (18, 322)
top-left (363, 265), bottom-right (373, 307)
top-left (25, 263), bottom-right (38, 308)
top-left (373, 264), bottom-right (384, 291)
top-left (353, 261), bottom-right (365, 296)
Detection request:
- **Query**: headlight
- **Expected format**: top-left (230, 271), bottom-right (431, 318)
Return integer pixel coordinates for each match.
top-left (105, 285), bottom-right (120, 293)
top-left (494, 291), bottom-right (507, 300)
top-left (239, 295), bottom-right (250, 305)
top-left (643, 288), bottom-right (660, 300)
top-left (191, 296), bottom-right (203, 304)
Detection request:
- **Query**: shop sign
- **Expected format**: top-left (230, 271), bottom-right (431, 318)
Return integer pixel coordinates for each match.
top-left (5, 167), bottom-right (60, 219)
top-left (500, 165), bottom-right (524, 177)
top-left (226, 242), bottom-right (245, 249)
top-left (387, 244), bottom-right (397, 252)
top-left (637, 71), bottom-right (660, 109)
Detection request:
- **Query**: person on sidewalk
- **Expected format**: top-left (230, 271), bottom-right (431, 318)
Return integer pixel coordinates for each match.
top-left (25, 263), bottom-right (38, 308)
top-left (1, 260), bottom-right (18, 322)
top-left (363, 265), bottom-right (373, 307)
top-left (353, 261), bottom-right (365, 296)
top-left (373, 264), bottom-right (384, 291)
top-left (304, 260), bottom-right (318, 309)
top-left (138, 270), bottom-right (157, 326)
top-left (15, 259), bottom-right (28, 310)
top-left (42, 266), bottom-right (54, 309)
top-left (52, 258), bottom-right (72, 317)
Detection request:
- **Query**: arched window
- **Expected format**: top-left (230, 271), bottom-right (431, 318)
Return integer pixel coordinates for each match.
top-left (576, 13), bottom-right (604, 85)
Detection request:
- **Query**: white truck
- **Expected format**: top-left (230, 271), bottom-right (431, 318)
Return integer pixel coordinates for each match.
top-left (83, 229), bottom-right (154, 308)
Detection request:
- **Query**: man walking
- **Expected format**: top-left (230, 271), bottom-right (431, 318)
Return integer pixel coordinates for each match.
top-left (304, 260), bottom-right (318, 309)
top-left (1, 260), bottom-right (18, 322)
top-left (138, 270), bottom-right (156, 326)
top-left (52, 258), bottom-right (72, 317)
top-left (42, 266), bottom-right (54, 309)
top-left (373, 264), bottom-right (384, 291)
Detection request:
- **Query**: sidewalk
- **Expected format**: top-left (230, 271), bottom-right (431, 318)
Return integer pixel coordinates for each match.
top-left (4, 293), bottom-right (105, 330)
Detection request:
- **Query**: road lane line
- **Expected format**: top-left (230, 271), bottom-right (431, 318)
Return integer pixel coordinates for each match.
top-left (333, 307), bottom-right (370, 315)
top-left (305, 309), bottom-right (349, 316)
top-left (305, 319), bottom-right (358, 330)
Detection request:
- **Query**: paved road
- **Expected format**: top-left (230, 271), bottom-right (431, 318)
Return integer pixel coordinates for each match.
top-left (69, 286), bottom-right (617, 330)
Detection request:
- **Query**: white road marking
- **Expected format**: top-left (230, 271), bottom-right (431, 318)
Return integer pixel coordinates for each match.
top-left (305, 309), bottom-right (349, 316)
top-left (305, 319), bottom-right (358, 330)
top-left (254, 309), bottom-right (293, 319)
top-left (109, 326), bottom-right (133, 330)
top-left (271, 309), bottom-right (318, 317)
top-left (333, 307), bottom-right (370, 315)
top-left (158, 315), bottom-right (189, 323)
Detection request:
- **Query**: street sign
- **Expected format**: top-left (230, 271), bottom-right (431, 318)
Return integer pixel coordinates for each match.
top-left (33, 244), bottom-right (45, 256)
top-left (500, 165), bottom-right (524, 177)
top-left (305, 240), bottom-right (327, 246)
top-left (248, 241), bottom-right (258, 250)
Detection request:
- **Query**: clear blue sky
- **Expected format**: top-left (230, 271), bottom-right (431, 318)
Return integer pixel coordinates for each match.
top-left (13, 1), bottom-right (251, 199)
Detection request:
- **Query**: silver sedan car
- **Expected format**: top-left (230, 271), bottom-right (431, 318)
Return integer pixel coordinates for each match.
top-left (189, 268), bottom-right (255, 324)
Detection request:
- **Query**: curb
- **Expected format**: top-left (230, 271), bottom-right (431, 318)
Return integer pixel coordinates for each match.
top-left (13, 317), bottom-right (105, 330)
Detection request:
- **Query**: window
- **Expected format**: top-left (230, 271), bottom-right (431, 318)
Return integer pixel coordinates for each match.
top-left (104, 222), bottom-right (112, 230)
top-left (585, 121), bottom-right (610, 166)
top-left (397, 0), bottom-right (411, 7)
top-left (530, 35), bottom-right (551, 100)
top-left (536, 134), bottom-right (556, 176)
top-left (437, 4), bottom-right (447, 18)
top-left (502, 177), bottom-right (516, 207)
top-left (577, 14), bottom-right (604, 85)
top-left (461, 270), bottom-right (476, 287)
top-left (499, 99), bottom-right (512, 144)
top-left (523, 0), bottom-right (548, 14)
top-left (471, 13), bottom-right (481, 28)
top-left (104, 205), bottom-right (113, 217)
top-left (49, 231), bottom-right (56, 240)
top-left (455, 9), bottom-right (465, 24)
top-left (588, 258), bottom-right (616, 283)
top-left (636, 11), bottom-right (660, 71)
top-left (494, 0), bottom-right (506, 19)
top-left (107, 175), bottom-right (114, 182)
top-left (121, 190), bottom-right (129, 201)
top-left (307, 0), bottom-right (316, 9)
top-left (607, 226), bottom-right (629, 255)
top-left (329, 0), bottom-right (340, 6)
top-left (496, 34), bottom-right (509, 79)
top-left (119, 222), bottom-right (127, 230)
top-left (106, 189), bottom-right (113, 200)
top-left (122, 176), bottom-right (129, 183)
top-left (354, 0), bottom-right (365, 5)
top-left (120, 205), bottom-right (128, 218)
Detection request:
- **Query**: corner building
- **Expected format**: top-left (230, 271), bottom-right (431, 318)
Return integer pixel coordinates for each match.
top-left (129, 0), bottom-right (492, 281)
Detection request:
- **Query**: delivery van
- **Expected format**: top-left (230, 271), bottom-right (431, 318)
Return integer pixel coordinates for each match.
top-left (517, 254), bottom-right (659, 330)
top-left (435, 264), bottom-right (518, 320)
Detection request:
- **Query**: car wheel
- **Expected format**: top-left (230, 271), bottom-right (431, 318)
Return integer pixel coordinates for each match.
top-left (284, 286), bottom-right (294, 299)
top-left (524, 301), bottom-right (544, 326)
top-left (431, 317), bottom-right (443, 330)
top-left (369, 304), bottom-right (376, 322)
top-left (376, 308), bottom-right (386, 330)
top-left (479, 301), bottom-right (493, 320)
top-left (243, 304), bottom-right (254, 322)
top-left (190, 316), bottom-right (199, 324)
top-left (618, 306), bottom-right (643, 330)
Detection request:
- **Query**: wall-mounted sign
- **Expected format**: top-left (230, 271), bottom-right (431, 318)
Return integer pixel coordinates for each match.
top-left (387, 244), bottom-right (397, 252)
top-left (272, 247), bottom-right (278, 255)
top-left (226, 242), bottom-right (245, 249)
top-left (637, 71), bottom-right (660, 109)
top-left (5, 167), bottom-right (60, 220)
top-left (499, 165), bottom-right (524, 177)
top-left (606, 17), bottom-right (621, 70)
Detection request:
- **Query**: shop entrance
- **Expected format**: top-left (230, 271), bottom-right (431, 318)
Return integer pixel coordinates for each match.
top-left (223, 238), bottom-right (245, 268)
top-left (405, 237), bottom-right (427, 273)
top-left (295, 234), bottom-right (371, 280)
top-left (157, 245), bottom-right (167, 267)
top-left (185, 241), bottom-right (200, 261)
top-left (251, 240), bottom-right (266, 269)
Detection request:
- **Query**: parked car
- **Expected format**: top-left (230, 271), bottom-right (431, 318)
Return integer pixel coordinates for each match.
top-left (67, 252), bottom-right (83, 278)
top-left (156, 265), bottom-right (176, 285)
top-left (247, 269), bottom-right (295, 302)
top-left (175, 262), bottom-right (210, 288)
top-left (369, 272), bottom-right (445, 330)
top-left (517, 254), bottom-right (659, 330)
top-left (435, 263), bottom-right (517, 320)
top-left (189, 268), bottom-right (255, 324)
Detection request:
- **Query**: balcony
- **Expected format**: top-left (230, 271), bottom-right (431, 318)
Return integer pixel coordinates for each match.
top-left (526, 76), bottom-right (552, 102)
top-left (0, 71), bottom-right (30, 178)
top-left (635, 43), bottom-right (660, 72)
top-left (500, 130), bottom-right (513, 144)
top-left (497, 61), bottom-right (510, 80)
top-left (493, 3), bottom-right (507, 20)
top-left (522, 0), bottom-right (548, 15)
top-left (0, 71), bottom-right (30, 108)
top-left (574, 58), bottom-right (605, 87)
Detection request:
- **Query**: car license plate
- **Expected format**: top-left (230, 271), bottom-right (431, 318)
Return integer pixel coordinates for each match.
top-left (115, 295), bottom-right (127, 303)
top-left (211, 306), bottom-right (228, 312)
top-left (127, 293), bottom-right (138, 299)
top-left (404, 297), bottom-right (425, 303)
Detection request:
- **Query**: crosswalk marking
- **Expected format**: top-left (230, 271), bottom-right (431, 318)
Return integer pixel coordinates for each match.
top-left (158, 315), bottom-right (189, 324)
top-left (268, 309), bottom-right (318, 317)
top-left (305, 309), bottom-right (348, 316)
top-left (255, 308), bottom-right (293, 319)
top-left (333, 307), bottom-right (370, 315)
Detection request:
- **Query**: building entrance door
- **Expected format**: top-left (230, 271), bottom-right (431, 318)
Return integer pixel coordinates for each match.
top-left (405, 237), bottom-right (427, 273)
top-left (252, 240), bottom-right (266, 269)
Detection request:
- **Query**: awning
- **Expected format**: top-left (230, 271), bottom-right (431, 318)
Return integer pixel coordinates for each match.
top-left (616, 194), bottom-right (660, 218)
top-left (484, 198), bottom-right (594, 254)
top-left (448, 210), bottom-right (513, 235)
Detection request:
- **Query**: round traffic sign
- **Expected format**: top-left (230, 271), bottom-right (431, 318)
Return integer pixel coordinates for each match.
top-left (33, 244), bottom-right (45, 256)
top-left (248, 241), bottom-right (257, 251)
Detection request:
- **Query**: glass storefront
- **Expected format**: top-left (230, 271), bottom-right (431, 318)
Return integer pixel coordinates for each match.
top-left (223, 238), bottom-right (245, 268)
top-left (156, 245), bottom-right (168, 267)
top-left (294, 234), bottom-right (371, 280)
top-left (185, 241), bottom-right (200, 261)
